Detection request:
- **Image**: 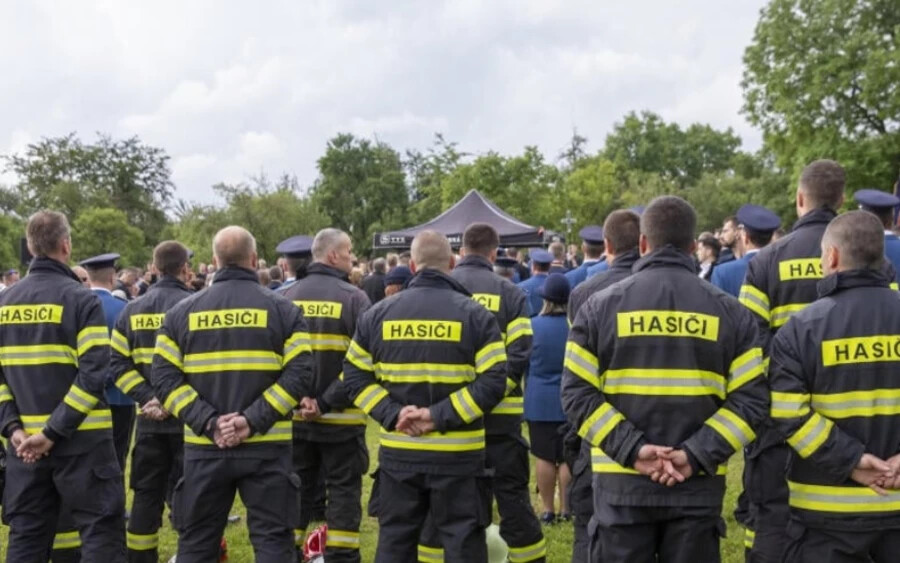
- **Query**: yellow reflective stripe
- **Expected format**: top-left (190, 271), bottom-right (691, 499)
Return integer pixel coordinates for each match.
top-left (738, 284), bottom-right (770, 321)
top-left (771, 391), bottom-right (811, 418)
top-left (283, 331), bottom-right (313, 364)
top-left (380, 429), bottom-right (485, 452)
top-left (506, 377), bottom-right (518, 394)
top-left (0, 344), bottom-right (77, 366)
top-left (0, 384), bottom-right (13, 403)
top-left (263, 383), bottom-right (297, 415)
top-left (183, 350), bottom-right (283, 373)
top-left (53, 531), bottom-right (81, 550)
top-left (126, 531), bottom-right (159, 551)
top-left (346, 340), bottom-right (374, 371)
top-left (770, 303), bottom-right (809, 328)
top-left (811, 388), bottom-right (900, 419)
top-left (505, 317), bottom-right (533, 345)
top-left (787, 412), bottom-right (834, 458)
top-left (76, 326), bottom-right (109, 356)
top-left (601, 368), bottom-right (726, 399)
top-left (892, 282), bottom-right (899, 291)
top-left (578, 403), bottom-right (624, 447)
top-left (450, 387), bottom-right (483, 423)
top-left (491, 396), bottom-right (523, 415)
top-left (591, 446), bottom-right (727, 475)
top-left (308, 332), bottom-right (351, 352)
top-left (705, 408), bottom-right (756, 451)
top-left (326, 529), bottom-right (360, 549)
top-left (475, 341), bottom-right (506, 373)
top-left (22, 409), bottom-right (112, 433)
top-left (163, 384), bottom-right (199, 417)
top-left (296, 408), bottom-right (368, 425)
top-left (115, 369), bottom-right (145, 393)
top-left (354, 384), bottom-right (389, 414)
top-left (132, 347), bottom-right (154, 365)
top-left (295, 529), bottom-right (306, 547)
top-left (110, 329), bottom-right (130, 357)
top-left (508, 538), bottom-right (547, 562)
top-left (154, 335), bottom-right (183, 369)
top-left (418, 544), bottom-right (444, 562)
top-left (744, 529), bottom-right (755, 549)
top-left (63, 384), bottom-right (100, 414)
top-left (564, 341), bottom-right (601, 388)
top-left (184, 420), bottom-right (292, 445)
top-left (729, 347), bottom-right (764, 392)
top-left (374, 362), bottom-right (476, 384)
top-left (788, 481), bottom-right (900, 513)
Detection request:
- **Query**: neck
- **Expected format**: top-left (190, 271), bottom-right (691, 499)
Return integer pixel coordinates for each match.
top-left (91, 282), bottom-right (114, 291)
top-left (42, 252), bottom-right (68, 263)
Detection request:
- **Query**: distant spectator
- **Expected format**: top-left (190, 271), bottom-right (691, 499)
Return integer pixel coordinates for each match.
top-left (363, 257), bottom-right (387, 304)
top-left (258, 268), bottom-right (271, 287)
top-left (398, 251), bottom-right (411, 266)
top-left (71, 265), bottom-right (90, 288)
top-left (548, 242), bottom-right (567, 274)
top-left (2, 269), bottom-right (20, 291)
top-left (506, 247), bottom-right (530, 282)
top-left (268, 265), bottom-right (283, 290)
top-left (386, 253), bottom-right (399, 270)
top-left (258, 258), bottom-right (268, 269)
top-left (697, 232), bottom-right (720, 281)
top-left (349, 267), bottom-right (364, 288)
top-left (384, 265), bottom-right (412, 297)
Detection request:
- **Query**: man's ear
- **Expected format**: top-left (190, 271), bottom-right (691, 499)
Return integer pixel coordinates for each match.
top-left (639, 234), bottom-right (649, 256)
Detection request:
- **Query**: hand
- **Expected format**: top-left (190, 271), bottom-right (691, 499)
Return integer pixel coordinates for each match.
top-left (851, 453), bottom-right (894, 495)
top-left (140, 398), bottom-right (163, 420)
top-left (633, 444), bottom-right (674, 484)
top-left (214, 413), bottom-right (240, 448)
top-left (883, 453), bottom-right (900, 490)
top-left (396, 407), bottom-right (434, 437)
top-left (9, 428), bottom-right (28, 449)
top-left (299, 397), bottom-right (321, 420)
top-left (16, 432), bottom-right (54, 463)
top-left (657, 449), bottom-right (694, 486)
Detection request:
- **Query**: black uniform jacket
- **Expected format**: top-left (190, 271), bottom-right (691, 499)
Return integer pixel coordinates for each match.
top-left (567, 249), bottom-right (640, 324)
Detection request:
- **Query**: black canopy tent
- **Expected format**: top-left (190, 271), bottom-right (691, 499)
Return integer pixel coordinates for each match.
top-left (373, 189), bottom-right (559, 250)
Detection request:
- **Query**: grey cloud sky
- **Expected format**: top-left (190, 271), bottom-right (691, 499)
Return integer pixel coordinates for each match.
top-left (0, 0), bottom-right (767, 204)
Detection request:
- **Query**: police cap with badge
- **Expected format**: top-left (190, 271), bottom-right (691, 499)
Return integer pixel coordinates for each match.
top-left (736, 204), bottom-right (781, 235)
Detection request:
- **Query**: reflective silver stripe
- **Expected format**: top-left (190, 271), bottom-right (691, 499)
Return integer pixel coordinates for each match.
top-left (564, 348), bottom-right (597, 375)
top-left (605, 376), bottom-right (725, 394)
top-left (346, 345), bottom-right (373, 370)
top-left (812, 395), bottom-right (900, 417)
top-left (382, 433), bottom-right (483, 447)
top-left (582, 407), bottom-right (620, 444)
top-left (451, 390), bottom-right (478, 421)
top-left (731, 355), bottom-right (763, 381)
top-left (65, 390), bottom-right (96, 411)
top-left (183, 355), bottom-right (281, 370)
top-left (132, 349), bottom-right (154, 365)
top-left (475, 346), bottom-right (505, 371)
top-left (156, 339), bottom-right (182, 362)
top-left (707, 411), bottom-right (754, 447)
top-left (509, 539), bottom-right (547, 562)
top-left (792, 415), bottom-right (829, 454)
top-left (2, 349), bottom-right (76, 362)
top-left (265, 389), bottom-right (293, 413)
top-left (739, 290), bottom-right (768, 311)
top-left (376, 364), bottom-right (475, 382)
top-left (284, 337), bottom-right (312, 357)
top-left (316, 412), bottom-right (368, 423)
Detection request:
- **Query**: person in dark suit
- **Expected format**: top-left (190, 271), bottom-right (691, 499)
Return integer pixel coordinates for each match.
top-left (711, 204), bottom-right (781, 297)
top-left (362, 257), bottom-right (387, 304)
top-left (696, 233), bottom-right (720, 281)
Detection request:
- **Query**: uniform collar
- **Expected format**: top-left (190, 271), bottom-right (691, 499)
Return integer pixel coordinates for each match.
top-left (91, 286), bottom-right (112, 294)
top-left (743, 249), bottom-right (760, 259)
top-left (611, 249), bottom-right (640, 271)
top-left (407, 268), bottom-right (471, 296)
top-left (817, 268), bottom-right (891, 298)
top-left (152, 276), bottom-right (189, 292)
top-left (633, 246), bottom-right (696, 274)
top-left (212, 266), bottom-right (259, 283)
top-left (456, 254), bottom-right (493, 272)
top-left (307, 262), bottom-right (350, 281)
top-left (794, 207), bottom-right (837, 231)
top-left (28, 257), bottom-right (81, 283)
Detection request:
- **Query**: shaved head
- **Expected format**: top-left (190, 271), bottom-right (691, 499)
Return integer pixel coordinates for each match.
top-left (213, 226), bottom-right (257, 269)
top-left (822, 211), bottom-right (884, 273)
top-left (410, 230), bottom-right (453, 273)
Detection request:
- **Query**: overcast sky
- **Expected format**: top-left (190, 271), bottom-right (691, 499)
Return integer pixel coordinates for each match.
top-left (0, 0), bottom-right (767, 204)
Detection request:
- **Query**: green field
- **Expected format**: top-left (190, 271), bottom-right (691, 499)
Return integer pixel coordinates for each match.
top-left (0, 423), bottom-right (747, 562)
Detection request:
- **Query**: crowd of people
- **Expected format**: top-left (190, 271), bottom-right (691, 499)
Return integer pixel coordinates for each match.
top-left (0, 158), bottom-right (899, 563)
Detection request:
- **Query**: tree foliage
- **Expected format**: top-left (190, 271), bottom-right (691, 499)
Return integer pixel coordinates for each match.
top-left (72, 208), bottom-right (147, 266)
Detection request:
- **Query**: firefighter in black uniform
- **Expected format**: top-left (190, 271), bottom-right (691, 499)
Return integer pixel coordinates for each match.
top-left (564, 209), bottom-right (641, 563)
top-left (151, 226), bottom-right (314, 562)
top-left (737, 159), bottom-right (847, 561)
top-left (110, 241), bottom-right (193, 562)
top-left (0, 210), bottom-right (126, 561)
top-left (769, 211), bottom-right (900, 561)
top-left (417, 222), bottom-right (544, 563)
top-left (562, 196), bottom-right (769, 562)
top-left (280, 228), bottom-right (371, 561)
top-left (342, 230), bottom-right (508, 563)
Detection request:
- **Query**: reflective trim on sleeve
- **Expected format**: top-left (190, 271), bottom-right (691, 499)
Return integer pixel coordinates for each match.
top-left (283, 331), bottom-right (313, 364)
top-left (728, 347), bottom-right (764, 392)
top-left (449, 388), bottom-right (483, 423)
top-left (0, 384), bottom-right (13, 403)
top-left (308, 333), bottom-right (351, 352)
top-left (126, 531), bottom-right (159, 551)
top-left (788, 481), bottom-right (900, 513)
top-left (154, 335), bottom-right (183, 369)
top-left (132, 347), bottom-right (154, 365)
top-left (76, 326), bottom-right (109, 356)
top-left (346, 340), bottom-right (374, 371)
top-left (491, 396), bottom-right (523, 415)
top-left (53, 531), bottom-right (81, 550)
top-left (417, 544), bottom-right (444, 562)
top-left (163, 384), bottom-right (199, 417)
top-left (811, 389), bottom-right (900, 419)
top-left (22, 409), bottom-right (112, 433)
top-left (578, 403), bottom-right (624, 447)
top-left (601, 368), bottom-right (726, 399)
top-left (738, 284), bottom-right (770, 322)
top-left (115, 369), bottom-right (145, 394)
top-left (63, 384), bottom-right (100, 414)
top-left (379, 429), bottom-right (485, 452)
top-left (183, 350), bottom-right (282, 373)
top-left (564, 341), bottom-right (601, 388)
top-left (263, 383), bottom-right (298, 416)
top-left (591, 447), bottom-right (727, 475)
top-left (505, 377), bottom-right (518, 394)
top-left (771, 391), bottom-right (811, 418)
top-left (505, 317), bottom-right (533, 345)
top-left (325, 529), bottom-right (360, 549)
top-left (705, 408), bottom-right (756, 451)
top-left (295, 408), bottom-right (368, 426)
top-left (353, 384), bottom-right (389, 414)
top-left (744, 529), bottom-right (755, 549)
top-left (110, 329), bottom-right (131, 357)
top-left (0, 344), bottom-right (77, 366)
top-left (508, 538), bottom-right (547, 562)
top-left (770, 303), bottom-right (809, 329)
top-left (786, 412), bottom-right (834, 458)
top-left (475, 341), bottom-right (507, 373)
top-left (184, 420), bottom-right (292, 445)
top-left (374, 362), bottom-right (476, 384)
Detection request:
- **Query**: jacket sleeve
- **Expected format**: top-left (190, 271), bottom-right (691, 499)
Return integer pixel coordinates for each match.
top-left (243, 303), bottom-right (314, 434)
top-left (682, 307), bottom-right (770, 475)
top-left (319, 291), bottom-right (372, 412)
top-left (45, 293), bottom-right (112, 441)
top-left (109, 311), bottom-right (155, 406)
top-left (0, 366), bottom-right (20, 437)
top-left (341, 310), bottom-right (406, 430)
top-left (768, 323), bottom-right (865, 482)
top-left (503, 288), bottom-right (533, 386)
top-left (151, 312), bottom-right (218, 437)
top-left (560, 302), bottom-right (646, 467)
top-left (739, 257), bottom-right (774, 354)
top-left (429, 308), bottom-right (508, 432)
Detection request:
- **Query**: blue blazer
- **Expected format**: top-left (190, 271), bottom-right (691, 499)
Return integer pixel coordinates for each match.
top-left (586, 259), bottom-right (609, 278)
top-left (565, 260), bottom-right (601, 289)
top-left (711, 250), bottom-right (759, 297)
top-left (92, 289), bottom-right (132, 406)
top-left (885, 233), bottom-right (900, 275)
top-left (524, 314), bottom-right (568, 422)
top-left (516, 273), bottom-right (547, 317)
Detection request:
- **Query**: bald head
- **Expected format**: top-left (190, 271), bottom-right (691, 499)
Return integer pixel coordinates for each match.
top-left (212, 226), bottom-right (258, 270)
top-left (821, 211), bottom-right (884, 275)
top-left (410, 230), bottom-right (453, 273)
top-left (71, 265), bottom-right (89, 287)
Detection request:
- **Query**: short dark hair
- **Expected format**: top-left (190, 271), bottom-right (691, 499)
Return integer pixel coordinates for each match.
top-left (462, 223), bottom-right (500, 256)
top-left (698, 233), bottom-right (721, 258)
top-left (641, 196), bottom-right (697, 252)
top-left (822, 210), bottom-right (884, 270)
top-left (286, 256), bottom-right (310, 279)
top-left (745, 228), bottom-right (774, 248)
top-left (533, 261), bottom-right (550, 273)
top-left (603, 210), bottom-right (640, 254)
top-left (26, 210), bottom-right (70, 257)
top-left (268, 265), bottom-right (283, 281)
top-left (799, 159), bottom-right (846, 210)
top-left (722, 216), bottom-right (738, 229)
top-left (153, 241), bottom-right (189, 277)
top-left (583, 242), bottom-right (604, 259)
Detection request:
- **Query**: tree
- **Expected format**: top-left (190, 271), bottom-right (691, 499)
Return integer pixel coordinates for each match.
top-left (312, 134), bottom-right (409, 256)
top-left (72, 208), bottom-right (147, 266)
top-left (742, 0), bottom-right (900, 192)
top-left (0, 215), bottom-right (23, 271)
top-left (559, 157), bottom-right (619, 238)
top-left (404, 134), bottom-right (465, 223)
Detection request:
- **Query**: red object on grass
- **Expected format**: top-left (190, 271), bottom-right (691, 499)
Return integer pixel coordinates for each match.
top-left (303, 524), bottom-right (328, 560)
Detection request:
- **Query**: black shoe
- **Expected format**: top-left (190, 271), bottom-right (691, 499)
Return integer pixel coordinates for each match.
top-left (558, 512), bottom-right (573, 523)
top-left (539, 511), bottom-right (556, 525)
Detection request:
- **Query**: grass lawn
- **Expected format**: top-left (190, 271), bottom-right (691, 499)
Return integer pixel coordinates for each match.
top-left (0, 423), bottom-right (747, 562)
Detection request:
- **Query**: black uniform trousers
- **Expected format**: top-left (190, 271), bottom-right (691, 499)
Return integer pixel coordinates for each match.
top-left (782, 519), bottom-right (900, 563)
top-left (293, 436), bottom-right (368, 562)
top-left (127, 432), bottom-right (184, 563)
top-left (589, 497), bottom-right (725, 563)
top-left (110, 405), bottom-right (136, 472)
top-left (743, 443), bottom-right (790, 562)
top-left (49, 508), bottom-right (81, 563)
top-left (2, 440), bottom-right (126, 562)
top-left (568, 450), bottom-right (593, 563)
top-left (377, 468), bottom-right (491, 563)
top-left (173, 451), bottom-right (299, 563)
